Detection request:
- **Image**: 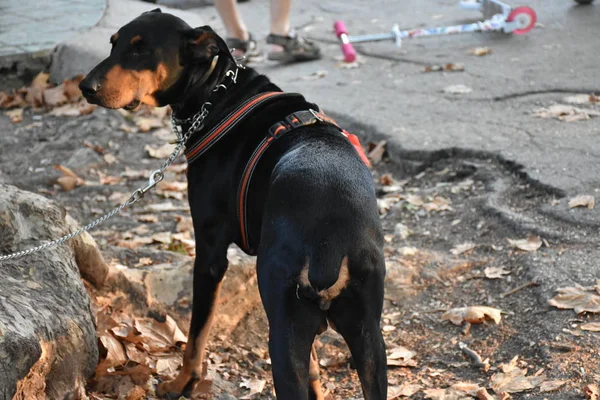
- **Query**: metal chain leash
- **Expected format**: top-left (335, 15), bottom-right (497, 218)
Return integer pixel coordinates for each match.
top-left (0, 63), bottom-right (241, 263)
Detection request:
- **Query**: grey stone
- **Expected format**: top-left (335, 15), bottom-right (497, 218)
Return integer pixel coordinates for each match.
top-left (65, 147), bottom-right (104, 172)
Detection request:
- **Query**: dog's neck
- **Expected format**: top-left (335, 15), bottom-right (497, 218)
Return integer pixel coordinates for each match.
top-left (169, 55), bottom-right (239, 120)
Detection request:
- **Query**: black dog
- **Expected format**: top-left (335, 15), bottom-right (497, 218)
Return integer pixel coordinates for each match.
top-left (80, 9), bottom-right (387, 400)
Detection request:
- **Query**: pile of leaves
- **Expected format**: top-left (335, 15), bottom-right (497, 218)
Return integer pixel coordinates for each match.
top-left (0, 72), bottom-right (95, 122)
top-left (89, 296), bottom-right (190, 400)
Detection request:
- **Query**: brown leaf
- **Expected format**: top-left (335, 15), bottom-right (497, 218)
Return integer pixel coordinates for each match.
top-left (580, 322), bottom-right (600, 331)
top-left (5, 108), bottom-right (23, 123)
top-left (423, 196), bottom-right (452, 212)
top-left (151, 231), bottom-right (172, 244)
top-left (63, 74), bottom-right (84, 102)
top-left (240, 378), bottom-right (266, 399)
top-left (43, 84), bottom-right (68, 107)
top-left (99, 333), bottom-right (128, 369)
top-left (468, 47), bottom-right (492, 56)
top-left (155, 353), bottom-right (183, 377)
top-left (450, 242), bottom-right (476, 256)
top-left (176, 216), bottom-right (193, 232)
top-left (104, 153), bottom-right (118, 165)
top-left (134, 314), bottom-right (187, 352)
top-left (423, 387), bottom-right (472, 400)
top-left (585, 384), bottom-right (599, 400)
top-left (145, 143), bottom-right (176, 159)
top-left (534, 104), bottom-right (600, 121)
top-left (490, 357), bottom-right (545, 393)
top-left (568, 195), bottom-right (595, 210)
top-left (441, 306), bottom-right (502, 325)
top-left (135, 116), bottom-right (164, 132)
top-left (135, 257), bottom-right (153, 267)
top-left (507, 235), bottom-right (542, 252)
top-left (450, 382), bottom-right (483, 397)
top-left (388, 383), bottom-right (422, 398)
top-left (386, 346), bottom-right (417, 367)
top-left (137, 214), bottom-right (159, 223)
top-left (115, 236), bottom-right (153, 249)
top-left (125, 386), bottom-right (147, 400)
top-left (548, 286), bottom-right (600, 313)
top-left (540, 380), bottom-right (567, 392)
top-left (157, 180), bottom-right (187, 192)
top-left (124, 343), bottom-right (147, 364)
top-left (55, 165), bottom-right (85, 191)
top-left (368, 140), bottom-right (387, 164)
top-left (484, 266), bottom-right (511, 279)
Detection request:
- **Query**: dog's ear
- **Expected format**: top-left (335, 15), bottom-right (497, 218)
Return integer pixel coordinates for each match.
top-left (146, 8), bottom-right (162, 13)
top-left (180, 26), bottom-right (234, 65)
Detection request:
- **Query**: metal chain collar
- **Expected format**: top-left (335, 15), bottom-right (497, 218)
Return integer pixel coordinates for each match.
top-left (0, 65), bottom-right (240, 263)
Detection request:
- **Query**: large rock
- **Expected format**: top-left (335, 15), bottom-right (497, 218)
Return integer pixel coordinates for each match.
top-left (0, 184), bottom-right (106, 400)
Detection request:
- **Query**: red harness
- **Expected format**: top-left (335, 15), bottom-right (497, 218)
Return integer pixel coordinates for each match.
top-left (184, 91), bottom-right (370, 254)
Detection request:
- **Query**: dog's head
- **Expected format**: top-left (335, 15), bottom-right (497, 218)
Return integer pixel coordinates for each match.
top-left (79, 9), bottom-right (232, 110)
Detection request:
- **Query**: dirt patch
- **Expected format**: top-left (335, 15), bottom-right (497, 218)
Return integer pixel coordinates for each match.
top-left (1, 106), bottom-right (599, 399)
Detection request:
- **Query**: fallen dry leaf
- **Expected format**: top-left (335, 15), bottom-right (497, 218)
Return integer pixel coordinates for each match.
top-left (145, 143), bottom-right (176, 159)
top-left (490, 357), bottom-right (545, 393)
top-left (540, 380), bottom-right (567, 392)
top-left (580, 322), bottom-right (600, 331)
top-left (240, 378), bottom-right (266, 399)
top-left (443, 84), bottom-right (472, 95)
top-left (585, 384), bottom-right (599, 400)
top-left (423, 196), bottom-right (452, 212)
top-left (386, 346), bottom-right (417, 367)
top-left (43, 85), bottom-right (68, 107)
top-left (377, 196), bottom-right (401, 215)
top-left (104, 153), bottom-right (118, 165)
top-left (155, 353), bottom-right (183, 377)
top-left (99, 333), bottom-right (128, 369)
top-left (135, 257), bottom-right (153, 267)
top-left (568, 194), bottom-right (595, 210)
top-left (135, 116), bottom-right (164, 132)
top-left (5, 108), bottom-right (24, 123)
top-left (450, 242), bottom-right (475, 256)
top-left (368, 140), bottom-right (387, 164)
top-left (534, 104), bottom-right (600, 122)
top-left (564, 94), bottom-right (600, 105)
top-left (442, 306), bottom-right (502, 325)
top-left (424, 63), bottom-right (465, 73)
top-left (137, 214), bottom-right (159, 223)
top-left (134, 314), bottom-right (187, 353)
top-left (423, 387), bottom-right (472, 400)
top-left (548, 285), bottom-right (600, 314)
top-left (388, 383), bottom-right (422, 398)
top-left (507, 235), bottom-right (542, 252)
top-left (484, 266), bottom-right (511, 279)
top-left (55, 165), bottom-right (85, 191)
top-left (468, 47), bottom-right (492, 56)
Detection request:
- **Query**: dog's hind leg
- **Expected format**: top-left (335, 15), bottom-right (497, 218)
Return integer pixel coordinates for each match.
top-left (257, 251), bottom-right (324, 400)
top-left (327, 255), bottom-right (387, 400)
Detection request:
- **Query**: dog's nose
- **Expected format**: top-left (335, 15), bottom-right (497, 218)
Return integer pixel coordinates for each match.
top-left (79, 78), bottom-right (101, 97)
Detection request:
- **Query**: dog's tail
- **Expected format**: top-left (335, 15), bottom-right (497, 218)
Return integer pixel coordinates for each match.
top-left (298, 253), bottom-right (350, 311)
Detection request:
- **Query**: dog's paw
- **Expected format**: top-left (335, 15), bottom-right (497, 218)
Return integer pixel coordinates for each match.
top-left (157, 375), bottom-right (199, 399)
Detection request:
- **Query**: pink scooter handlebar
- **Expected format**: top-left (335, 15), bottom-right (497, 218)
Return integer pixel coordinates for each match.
top-left (334, 20), bottom-right (357, 63)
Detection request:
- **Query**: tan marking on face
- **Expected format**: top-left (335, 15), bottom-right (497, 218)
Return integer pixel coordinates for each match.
top-left (299, 257), bottom-right (311, 287)
top-left (98, 63), bottom-right (171, 108)
top-left (157, 282), bottom-right (222, 395)
top-left (110, 33), bottom-right (118, 44)
top-left (130, 35), bottom-right (142, 45)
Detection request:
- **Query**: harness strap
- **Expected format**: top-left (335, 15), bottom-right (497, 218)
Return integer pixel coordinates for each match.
top-left (238, 108), bottom-right (370, 253)
top-left (184, 91), bottom-right (301, 164)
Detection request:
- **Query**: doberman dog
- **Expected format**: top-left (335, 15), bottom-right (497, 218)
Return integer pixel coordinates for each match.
top-left (80, 9), bottom-right (387, 400)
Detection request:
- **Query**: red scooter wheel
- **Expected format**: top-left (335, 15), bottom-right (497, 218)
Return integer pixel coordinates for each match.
top-left (507, 6), bottom-right (537, 35)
